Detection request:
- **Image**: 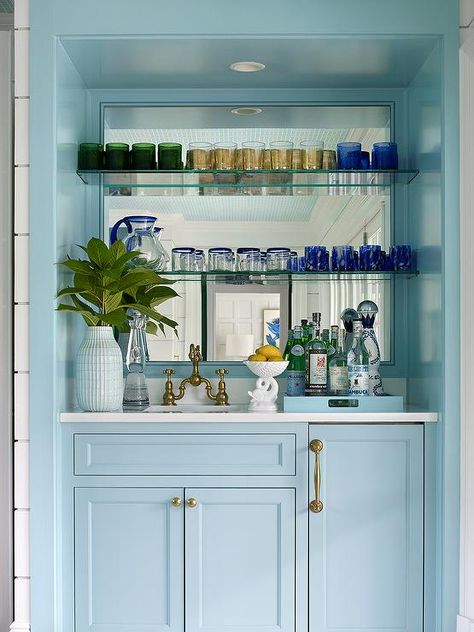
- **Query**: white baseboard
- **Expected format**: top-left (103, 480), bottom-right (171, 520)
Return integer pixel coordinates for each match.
top-left (9, 621), bottom-right (30, 632)
top-left (457, 614), bottom-right (474, 632)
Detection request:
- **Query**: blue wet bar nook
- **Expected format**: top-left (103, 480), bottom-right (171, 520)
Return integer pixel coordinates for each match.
top-left (28, 0), bottom-right (459, 631)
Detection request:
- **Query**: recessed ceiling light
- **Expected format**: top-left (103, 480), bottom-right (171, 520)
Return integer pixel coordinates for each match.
top-left (231, 107), bottom-right (263, 115)
top-left (229, 61), bottom-right (266, 73)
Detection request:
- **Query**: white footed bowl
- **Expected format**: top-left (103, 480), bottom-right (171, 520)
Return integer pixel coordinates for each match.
top-left (243, 360), bottom-right (289, 378)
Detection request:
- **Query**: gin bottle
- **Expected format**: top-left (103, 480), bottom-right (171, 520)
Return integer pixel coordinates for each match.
top-left (329, 329), bottom-right (349, 395)
top-left (327, 325), bottom-right (339, 362)
top-left (347, 319), bottom-right (369, 396)
top-left (305, 322), bottom-right (327, 396)
top-left (286, 328), bottom-right (306, 396)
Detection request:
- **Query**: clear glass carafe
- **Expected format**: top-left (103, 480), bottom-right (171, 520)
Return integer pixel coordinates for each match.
top-left (123, 311), bottom-right (150, 410)
top-left (110, 214), bottom-right (169, 271)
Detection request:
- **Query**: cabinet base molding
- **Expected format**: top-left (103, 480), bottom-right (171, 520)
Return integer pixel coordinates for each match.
top-left (457, 615), bottom-right (474, 632)
top-left (9, 622), bottom-right (30, 632)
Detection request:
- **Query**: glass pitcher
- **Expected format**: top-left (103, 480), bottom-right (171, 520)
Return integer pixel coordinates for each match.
top-left (110, 214), bottom-right (169, 271)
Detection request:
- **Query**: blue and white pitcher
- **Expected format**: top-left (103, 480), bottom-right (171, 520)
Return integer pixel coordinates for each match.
top-left (110, 214), bottom-right (169, 271)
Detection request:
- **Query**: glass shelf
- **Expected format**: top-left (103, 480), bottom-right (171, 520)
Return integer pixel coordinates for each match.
top-left (76, 168), bottom-right (419, 196)
top-left (158, 270), bottom-right (418, 283)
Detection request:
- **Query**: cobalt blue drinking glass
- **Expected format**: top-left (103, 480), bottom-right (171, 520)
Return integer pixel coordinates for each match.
top-left (372, 142), bottom-right (398, 170)
top-left (298, 256), bottom-right (306, 272)
top-left (390, 244), bottom-right (412, 270)
top-left (337, 142), bottom-right (362, 169)
top-left (331, 245), bottom-right (356, 271)
top-left (359, 244), bottom-right (382, 271)
top-left (305, 245), bottom-right (329, 271)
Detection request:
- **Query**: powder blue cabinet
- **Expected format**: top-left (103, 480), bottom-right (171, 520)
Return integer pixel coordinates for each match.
top-left (74, 487), bottom-right (185, 632)
top-left (74, 486), bottom-right (295, 632)
top-left (308, 424), bottom-right (423, 632)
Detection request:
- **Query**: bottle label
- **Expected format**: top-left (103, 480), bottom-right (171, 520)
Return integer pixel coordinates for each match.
top-left (329, 366), bottom-right (349, 392)
top-left (348, 365), bottom-right (369, 396)
top-left (309, 353), bottom-right (327, 386)
top-left (287, 370), bottom-right (305, 396)
top-left (290, 344), bottom-right (305, 357)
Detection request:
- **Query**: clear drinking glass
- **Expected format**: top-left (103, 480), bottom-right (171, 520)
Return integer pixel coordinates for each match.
top-left (208, 247), bottom-right (234, 271)
top-left (172, 247), bottom-right (196, 271)
top-left (300, 140), bottom-right (324, 169)
top-left (187, 142), bottom-right (213, 170)
top-left (194, 249), bottom-right (205, 271)
top-left (214, 142), bottom-right (237, 170)
top-left (270, 141), bottom-right (293, 169)
top-left (266, 247), bottom-right (291, 270)
top-left (236, 247), bottom-right (261, 271)
top-left (242, 142), bottom-right (265, 170)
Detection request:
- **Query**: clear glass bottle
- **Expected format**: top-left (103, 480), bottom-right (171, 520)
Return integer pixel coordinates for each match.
top-left (286, 328), bottom-right (306, 396)
top-left (329, 329), bottom-right (349, 395)
top-left (122, 311), bottom-right (150, 410)
top-left (305, 320), bottom-right (327, 396)
top-left (347, 319), bottom-right (369, 396)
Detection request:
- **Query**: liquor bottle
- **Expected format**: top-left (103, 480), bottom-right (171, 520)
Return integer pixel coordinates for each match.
top-left (328, 325), bottom-right (339, 358)
top-left (322, 328), bottom-right (330, 347)
top-left (283, 329), bottom-right (294, 361)
top-left (302, 319), bottom-right (313, 346)
top-left (329, 329), bottom-right (349, 395)
top-left (305, 321), bottom-right (327, 396)
top-left (286, 328), bottom-right (306, 396)
top-left (357, 300), bottom-right (384, 396)
top-left (347, 319), bottom-right (369, 396)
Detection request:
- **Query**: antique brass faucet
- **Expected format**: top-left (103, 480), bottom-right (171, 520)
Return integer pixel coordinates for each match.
top-left (162, 344), bottom-right (229, 406)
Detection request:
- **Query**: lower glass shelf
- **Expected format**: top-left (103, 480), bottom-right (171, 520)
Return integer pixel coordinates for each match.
top-left (158, 270), bottom-right (418, 283)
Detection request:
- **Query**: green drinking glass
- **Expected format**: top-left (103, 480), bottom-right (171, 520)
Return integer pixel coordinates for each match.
top-left (131, 143), bottom-right (156, 170)
top-left (78, 143), bottom-right (103, 170)
top-left (158, 143), bottom-right (183, 170)
top-left (105, 143), bottom-right (130, 170)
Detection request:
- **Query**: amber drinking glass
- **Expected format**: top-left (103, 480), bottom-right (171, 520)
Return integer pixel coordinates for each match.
top-left (242, 141), bottom-right (265, 170)
top-left (214, 142), bottom-right (237, 170)
top-left (300, 141), bottom-right (324, 169)
top-left (187, 142), bottom-right (213, 170)
top-left (270, 141), bottom-right (293, 169)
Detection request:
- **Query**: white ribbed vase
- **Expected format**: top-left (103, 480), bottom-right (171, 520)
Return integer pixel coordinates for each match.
top-left (76, 327), bottom-right (123, 412)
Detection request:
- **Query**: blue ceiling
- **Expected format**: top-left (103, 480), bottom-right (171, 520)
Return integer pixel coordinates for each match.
top-left (60, 36), bottom-right (438, 91)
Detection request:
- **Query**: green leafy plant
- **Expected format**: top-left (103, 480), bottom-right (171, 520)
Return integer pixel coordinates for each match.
top-left (57, 238), bottom-right (178, 336)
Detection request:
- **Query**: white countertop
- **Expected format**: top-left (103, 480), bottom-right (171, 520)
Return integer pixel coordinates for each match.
top-left (60, 407), bottom-right (438, 423)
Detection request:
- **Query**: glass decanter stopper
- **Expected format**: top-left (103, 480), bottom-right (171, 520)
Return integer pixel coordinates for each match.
top-left (357, 300), bottom-right (384, 396)
top-left (123, 311), bottom-right (150, 410)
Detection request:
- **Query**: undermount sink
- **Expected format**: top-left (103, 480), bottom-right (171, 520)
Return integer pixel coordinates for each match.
top-left (145, 404), bottom-right (247, 413)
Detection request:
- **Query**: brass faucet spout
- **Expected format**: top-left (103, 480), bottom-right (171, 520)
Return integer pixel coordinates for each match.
top-left (162, 345), bottom-right (229, 406)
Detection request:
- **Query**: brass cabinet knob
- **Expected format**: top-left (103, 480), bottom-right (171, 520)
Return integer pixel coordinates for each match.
top-left (186, 498), bottom-right (198, 508)
top-left (171, 497), bottom-right (182, 507)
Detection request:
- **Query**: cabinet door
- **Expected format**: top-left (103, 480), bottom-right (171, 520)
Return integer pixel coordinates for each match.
top-left (185, 488), bottom-right (295, 632)
top-left (75, 488), bottom-right (184, 632)
top-left (309, 425), bottom-right (423, 632)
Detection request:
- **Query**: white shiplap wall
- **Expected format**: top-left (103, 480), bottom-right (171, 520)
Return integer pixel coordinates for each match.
top-left (11, 0), bottom-right (30, 630)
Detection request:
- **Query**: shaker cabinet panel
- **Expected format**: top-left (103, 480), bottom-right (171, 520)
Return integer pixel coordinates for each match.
top-left (309, 425), bottom-right (423, 632)
top-left (74, 487), bottom-right (184, 632)
top-left (185, 488), bottom-right (295, 632)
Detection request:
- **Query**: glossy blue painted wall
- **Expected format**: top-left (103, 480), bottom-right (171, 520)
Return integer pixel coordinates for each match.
top-left (29, 1), bottom-right (459, 631)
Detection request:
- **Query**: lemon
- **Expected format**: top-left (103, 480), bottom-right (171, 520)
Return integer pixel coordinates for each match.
top-left (268, 356), bottom-right (284, 362)
top-left (248, 353), bottom-right (267, 362)
top-left (256, 344), bottom-right (281, 360)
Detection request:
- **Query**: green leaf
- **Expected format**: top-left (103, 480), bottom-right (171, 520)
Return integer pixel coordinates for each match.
top-left (123, 303), bottom-right (178, 330)
top-left (59, 258), bottom-right (94, 274)
top-left (118, 269), bottom-right (165, 292)
top-left (86, 238), bottom-right (111, 269)
top-left (141, 286), bottom-right (179, 307)
top-left (145, 321), bottom-right (158, 336)
top-left (70, 296), bottom-right (100, 325)
top-left (57, 303), bottom-right (100, 326)
top-left (104, 291), bottom-right (123, 313)
top-left (98, 308), bottom-right (128, 327)
top-left (108, 239), bottom-right (127, 263)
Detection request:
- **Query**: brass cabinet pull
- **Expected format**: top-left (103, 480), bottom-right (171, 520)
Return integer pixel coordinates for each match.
top-left (186, 498), bottom-right (198, 508)
top-left (171, 497), bottom-right (182, 507)
top-left (309, 439), bottom-right (324, 513)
